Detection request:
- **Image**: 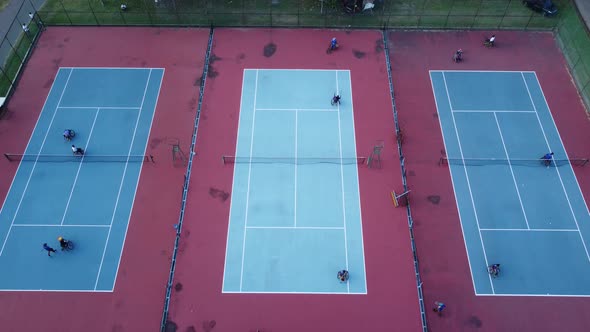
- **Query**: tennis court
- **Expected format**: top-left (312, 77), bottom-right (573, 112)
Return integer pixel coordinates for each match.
top-left (431, 70), bottom-right (590, 296)
top-left (222, 69), bottom-right (367, 294)
top-left (0, 67), bottom-right (163, 291)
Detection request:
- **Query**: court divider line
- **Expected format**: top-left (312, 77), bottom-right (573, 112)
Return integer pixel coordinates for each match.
top-left (294, 108), bottom-right (298, 227)
top-left (0, 69), bottom-right (65, 250)
top-left (58, 106), bottom-right (141, 110)
top-left (441, 72), bottom-right (496, 293)
top-left (12, 224), bottom-right (109, 227)
top-left (59, 67), bottom-right (165, 70)
top-left (223, 290), bottom-right (367, 295)
top-left (221, 68), bottom-right (248, 291)
top-left (0, 68), bottom-right (74, 257)
top-left (476, 293), bottom-right (590, 297)
top-left (60, 108), bottom-right (100, 226)
top-left (112, 68), bottom-right (165, 291)
top-left (430, 71), bottom-right (478, 295)
top-left (346, 69), bottom-right (368, 294)
top-left (480, 228), bottom-right (577, 232)
top-left (246, 226), bottom-right (344, 230)
top-left (452, 110), bottom-right (535, 113)
top-left (256, 108), bottom-right (335, 112)
top-left (243, 68), bottom-right (349, 72)
top-left (430, 70), bottom-right (536, 73)
top-left (532, 72), bottom-right (590, 219)
top-left (238, 69), bottom-right (259, 292)
top-left (93, 68), bottom-right (153, 290)
top-left (521, 72), bottom-right (590, 263)
top-left (336, 71), bottom-right (350, 293)
top-left (492, 112), bottom-right (530, 229)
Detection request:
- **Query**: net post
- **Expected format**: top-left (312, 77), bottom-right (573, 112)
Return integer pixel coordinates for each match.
top-left (438, 156), bottom-right (447, 166)
top-left (149, 155), bottom-right (154, 163)
top-left (4, 153), bottom-right (10, 161)
top-left (222, 156), bottom-right (226, 164)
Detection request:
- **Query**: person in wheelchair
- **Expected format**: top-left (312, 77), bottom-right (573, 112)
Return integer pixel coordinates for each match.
top-left (541, 152), bottom-right (554, 167)
top-left (337, 269), bottom-right (349, 282)
top-left (484, 35), bottom-right (496, 47)
top-left (71, 145), bottom-right (84, 155)
top-left (63, 129), bottom-right (75, 141)
top-left (453, 49), bottom-right (463, 63)
top-left (58, 236), bottom-right (70, 250)
top-left (488, 264), bottom-right (500, 278)
top-left (330, 37), bottom-right (339, 51)
top-left (331, 94), bottom-right (341, 106)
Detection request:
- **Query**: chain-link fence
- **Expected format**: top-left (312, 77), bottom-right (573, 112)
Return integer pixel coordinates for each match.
top-left (0, 0), bottom-right (43, 102)
top-left (557, 2), bottom-right (590, 112)
top-left (35, 0), bottom-right (560, 29)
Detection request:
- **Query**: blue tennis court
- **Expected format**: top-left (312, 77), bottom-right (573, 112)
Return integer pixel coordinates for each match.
top-left (222, 69), bottom-right (367, 294)
top-left (431, 70), bottom-right (590, 296)
top-left (0, 67), bottom-right (163, 291)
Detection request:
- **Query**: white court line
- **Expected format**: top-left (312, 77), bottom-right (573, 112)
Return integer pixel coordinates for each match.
top-left (222, 290), bottom-right (367, 295)
top-left (521, 73), bottom-right (590, 263)
top-left (256, 108), bottom-right (336, 112)
top-left (480, 228), bottom-right (578, 232)
top-left (346, 71), bottom-right (368, 293)
top-left (60, 108), bottom-right (100, 226)
top-left (222, 68), bottom-right (247, 291)
top-left (476, 292), bottom-right (590, 297)
top-left (431, 74), bottom-right (478, 294)
top-left (0, 69), bottom-right (64, 250)
top-left (336, 71), bottom-right (350, 294)
top-left (294, 107), bottom-right (298, 227)
top-left (0, 69), bottom-right (74, 257)
top-left (111, 68), bottom-right (165, 291)
top-left (59, 67), bottom-right (164, 70)
top-left (93, 69), bottom-right (153, 290)
top-left (493, 112), bottom-right (530, 229)
top-left (58, 106), bottom-right (141, 110)
top-left (430, 70), bottom-right (535, 74)
top-left (13, 223), bottom-right (109, 227)
top-left (0, 288), bottom-right (112, 293)
top-left (246, 226), bottom-right (344, 230)
top-left (239, 69), bottom-right (259, 292)
top-left (452, 110), bottom-right (536, 113)
top-left (246, 68), bottom-right (350, 72)
top-left (441, 72), bottom-right (496, 293)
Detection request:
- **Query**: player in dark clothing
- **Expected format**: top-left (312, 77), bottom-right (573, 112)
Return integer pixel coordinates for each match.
top-left (43, 243), bottom-right (57, 257)
top-left (541, 152), bottom-right (554, 167)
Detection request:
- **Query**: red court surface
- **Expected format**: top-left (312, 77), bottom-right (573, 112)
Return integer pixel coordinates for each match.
top-left (389, 30), bottom-right (590, 331)
top-left (0, 27), bottom-right (208, 332)
top-left (166, 28), bottom-right (422, 332)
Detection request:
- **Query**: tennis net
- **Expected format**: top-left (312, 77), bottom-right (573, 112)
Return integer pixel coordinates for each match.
top-left (222, 156), bottom-right (367, 165)
top-left (439, 157), bottom-right (589, 167)
top-left (4, 153), bottom-right (154, 163)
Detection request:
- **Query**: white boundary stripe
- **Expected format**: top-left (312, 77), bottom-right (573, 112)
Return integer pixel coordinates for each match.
top-left (294, 108), bottom-right (298, 227)
top-left (452, 110), bottom-right (536, 113)
top-left (0, 69), bottom-right (74, 257)
top-left (442, 72), bottom-right (496, 292)
top-left (59, 67), bottom-right (164, 70)
top-left (256, 108), bottom-right (336, 112)
top-left (58, 106), bottom-right (141, 110)
top-left (430, 73), bottom-right (478, 294)
top-left (93, 69), bottom-right (153, 290)
top-left (246, 68), bottom-right (350, 72)
top-left (480, 228), bottom-right (578, 232)
top-left (111, 68), bottom-right (165, 291)
top-left (239, 69), bottom-right (259, 291)
top-left (522, 73), bottom-right (590, 263)
top-left (247, 226), bottom-right (344, 230)
top-left (476, 292), bottom-right (590, 297)
top-left (0, 69), bottom-right (64, 250)
top-left (222, 290), bottom-right (367, 294)
top-left (60, 108), bottom-right (100, 226)
top-left (346, 71), bottom-right (368, 293)
top-left (222, 69), bottom-right (248, 291)
top-left (335, 71), bottom-right (350, 293)
top-left (0, 288), bottom-right (113, 293)
top-left (13, 224), bottom-right (110, 227)
top-left (430, 70), bottom-right (536, 73)
top-left (493, 112), bottom-right (530, 229)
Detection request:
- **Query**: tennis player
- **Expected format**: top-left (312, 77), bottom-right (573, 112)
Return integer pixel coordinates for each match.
top-left (541, 152), bottom-right (554, 167)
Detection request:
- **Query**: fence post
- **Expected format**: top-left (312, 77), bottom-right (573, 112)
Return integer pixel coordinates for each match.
top-left (57, 0), bottom-right (73, 24)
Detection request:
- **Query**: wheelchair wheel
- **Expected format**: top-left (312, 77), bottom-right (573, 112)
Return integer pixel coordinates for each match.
top-left (65, 240), bottom-right (74, 251)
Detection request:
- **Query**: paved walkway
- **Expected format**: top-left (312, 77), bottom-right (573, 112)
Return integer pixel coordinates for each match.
top-left (0, 0), bottom-right (44, 40)
top-left (574, 0), bottom-right (590, 31)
